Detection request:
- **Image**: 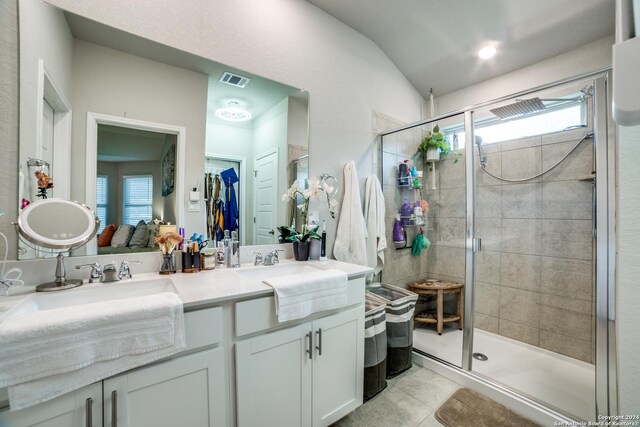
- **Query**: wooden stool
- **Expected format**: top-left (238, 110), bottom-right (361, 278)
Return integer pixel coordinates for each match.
top-left (409, 280), bottom-right (464, 335)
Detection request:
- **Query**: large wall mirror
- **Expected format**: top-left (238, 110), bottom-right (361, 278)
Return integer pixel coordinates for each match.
top-left (16, 0), bottom-right (309, 260)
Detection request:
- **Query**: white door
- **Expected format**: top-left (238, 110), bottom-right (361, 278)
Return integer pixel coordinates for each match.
top-left (104, 348), bottom-right (226, 427)
top-left (254, 150), bottom-right (278, 244)
top-left (236, 322), bottom-right (312, 427)
top-left (312, 306), bottom-right (364, 427)
top-left (0, 383), bottom-right (102, 427)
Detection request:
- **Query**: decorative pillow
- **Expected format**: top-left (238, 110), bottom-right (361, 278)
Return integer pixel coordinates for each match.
top-left (97, 224), bottom-right (117, 247)
top-left (110, 224), bottom-right (135, 248)
top-left (147, 223), bottom-right (160, 248)
top-left (129, 220), bottom-right (149, 247)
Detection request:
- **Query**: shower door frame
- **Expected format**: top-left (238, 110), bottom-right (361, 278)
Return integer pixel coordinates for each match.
top-left (379, 68), bottom-right (617, 419)
top-left (463, 71), bottom-right (617, 419)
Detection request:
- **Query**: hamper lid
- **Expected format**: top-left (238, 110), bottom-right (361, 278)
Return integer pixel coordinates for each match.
top-left (367, 283), bottom-right (418, 304)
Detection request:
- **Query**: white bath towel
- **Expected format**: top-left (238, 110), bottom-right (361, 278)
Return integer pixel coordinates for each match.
top-left (0, 292), bottom-right (185, 410)
top-left (333, 161), bottom-right (368, 266)
top-left (263, 269), bottom-right (348, 322)
top-left (364, 175), bottom-right (386, 280)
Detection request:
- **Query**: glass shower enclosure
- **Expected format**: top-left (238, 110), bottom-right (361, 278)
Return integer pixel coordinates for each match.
top-left (378, 70), bottom-right (616, 422)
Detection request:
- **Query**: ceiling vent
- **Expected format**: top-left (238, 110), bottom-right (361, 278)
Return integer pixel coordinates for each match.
top-left (219, 72), bottom-right (250, 88)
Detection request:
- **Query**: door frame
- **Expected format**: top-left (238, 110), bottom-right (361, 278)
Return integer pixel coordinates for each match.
top-left (205, 153), bottom-right (246, 245)
top-left (86, 112), bottom-right (186, 255)
top-left (253, 148), bottom-right (279, 245)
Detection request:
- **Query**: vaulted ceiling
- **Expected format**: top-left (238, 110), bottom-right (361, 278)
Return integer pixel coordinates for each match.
top-left (307, 0), bottom-right (615, 97)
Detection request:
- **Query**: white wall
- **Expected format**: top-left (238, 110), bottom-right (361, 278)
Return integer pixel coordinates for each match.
top-left (436, 36), bottom-right (613, 115)
top-left (19, 0), bottom-right (73, 162)
top-left (0, 0), bottom-right (19, 259)
top-left (43, 0), bottom-right (426, 257)
top-left (70, 39), bottom-right (208, 235)
top-left (616, 124), bottom-right (640, 413)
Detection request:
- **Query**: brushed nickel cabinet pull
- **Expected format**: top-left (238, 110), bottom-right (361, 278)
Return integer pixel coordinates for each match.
top-left (111, 390), bottom-right (118, 427)
top-left (85, 397), bottom-right (93, 427)
top-left (316, 328), bottom-right (323, 356)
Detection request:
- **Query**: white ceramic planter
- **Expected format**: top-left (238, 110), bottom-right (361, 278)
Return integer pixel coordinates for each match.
top-left (426, 147), bottom-right (441, 162)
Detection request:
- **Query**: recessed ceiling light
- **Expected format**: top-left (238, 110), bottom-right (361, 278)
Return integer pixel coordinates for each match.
top-left (478, 45), bottom-right (497, 60)
top-left (215, 101), bottom-right (252, 122)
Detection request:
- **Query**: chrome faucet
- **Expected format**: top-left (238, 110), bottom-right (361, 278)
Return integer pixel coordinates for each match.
top-left (75, 263), bottom-right (102, 283)
top-left (118, 260), bottom-right (142, 280)
top-left (251, 252), bottom-right (264, 266)
top-left (263, 250), bottom-right (283, 266)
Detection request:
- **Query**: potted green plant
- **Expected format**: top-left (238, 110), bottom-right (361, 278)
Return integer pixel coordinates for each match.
top-left (281, 177), bottom-right (337, 261)
top-left (417, 125), bottom-right (451, 162)
top-left (277, 225), bottom-right (321, 261)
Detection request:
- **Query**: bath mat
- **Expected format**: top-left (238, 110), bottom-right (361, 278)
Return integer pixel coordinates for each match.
top-left (434, 388), bottom-right (541, 427)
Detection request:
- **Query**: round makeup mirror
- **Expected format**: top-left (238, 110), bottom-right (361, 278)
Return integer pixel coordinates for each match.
top-left (16, 199), bottom-right (100, 291)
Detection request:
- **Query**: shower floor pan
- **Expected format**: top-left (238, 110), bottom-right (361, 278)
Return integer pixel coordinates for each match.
top-left (413, 325), bottom-right (595, 421)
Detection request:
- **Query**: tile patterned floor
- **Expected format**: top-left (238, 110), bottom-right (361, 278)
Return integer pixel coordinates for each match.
top-left (333, 365), bottom-right (461, 427)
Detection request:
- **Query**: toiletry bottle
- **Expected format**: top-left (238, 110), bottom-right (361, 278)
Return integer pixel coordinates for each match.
top-left (223, 230), bottom-right (232, 268)
top-left (393, 214), bottom-right (405, 248)
top-left (216, 241), bottom-right (226, 268)
top-left (414, 201), bottom-right (424, 225)
top-left (182, 239), bottom-right (192, 273)
top-left (192, 241), bottom-right (200, 272)
top-left (230, 230), bottom-right (240, 268)
top-left (320, 220), bottom-right (327, 261)
top-left (401, 197), bottom-right (412, 225)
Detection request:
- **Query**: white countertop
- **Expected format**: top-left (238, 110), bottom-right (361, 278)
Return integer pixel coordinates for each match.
top-left (0, 258), bottom-right (372, 314)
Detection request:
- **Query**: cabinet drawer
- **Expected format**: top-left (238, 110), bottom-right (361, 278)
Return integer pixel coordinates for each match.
top-left (185, 306), bottom-right (223, 350)
top-left (235, 277), bottom-right (365, 338)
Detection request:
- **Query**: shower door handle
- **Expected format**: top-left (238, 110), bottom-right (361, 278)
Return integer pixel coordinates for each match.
top-left (472, 237), bottom-right (482, 253)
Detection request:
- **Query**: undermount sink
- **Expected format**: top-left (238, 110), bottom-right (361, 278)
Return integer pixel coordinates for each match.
top-left (236, 263), bottom-right (326, 281)
top-left (0, 278), bottom-right (177, 321)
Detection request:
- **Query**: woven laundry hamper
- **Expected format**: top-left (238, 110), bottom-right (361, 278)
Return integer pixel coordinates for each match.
top-left (366, 283), bottom-right (418, 378)
top-left (364, 294), bottom-right (388, 401)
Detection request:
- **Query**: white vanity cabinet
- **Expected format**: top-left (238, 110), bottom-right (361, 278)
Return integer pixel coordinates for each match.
top-left (0, 306), bottom-right (227, 427)
top-left (104, 347), bottom-right (225, 427)
top-left (235, 278), bottom-right (365, 427)
top-left (0, 383), bottom-right (102, 427)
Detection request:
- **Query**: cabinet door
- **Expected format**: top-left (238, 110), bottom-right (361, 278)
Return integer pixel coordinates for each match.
top-left (312, 306), bottom-right (364, 427)
top-left (0, 383), bottom-right (102, 427)
top-left (103, 347), bottom-right (227, 427)
top-left (236, 322), bottom-right (313, 427)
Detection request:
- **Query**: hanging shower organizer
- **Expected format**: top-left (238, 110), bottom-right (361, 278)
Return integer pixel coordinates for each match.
top-left (394, 160), bottom-right (430, 251)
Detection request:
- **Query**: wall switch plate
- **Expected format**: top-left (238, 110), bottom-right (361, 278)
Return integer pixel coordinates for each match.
top-left (189, 191), bottom-right (200, 212)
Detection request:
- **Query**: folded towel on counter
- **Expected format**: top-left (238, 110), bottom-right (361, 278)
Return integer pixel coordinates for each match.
top-left (0, 292), bottom-right (185, 410)
top-left (263, 269), bottom-right (349, 322)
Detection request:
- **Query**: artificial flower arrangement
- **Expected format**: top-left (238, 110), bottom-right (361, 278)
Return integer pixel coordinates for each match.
top-left (280, 176), bottom-right (338, 241)
top-left (155, 232), bottom-right (183, 255)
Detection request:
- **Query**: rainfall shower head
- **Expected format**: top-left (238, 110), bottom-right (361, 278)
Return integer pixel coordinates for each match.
top-left (489, 97), bottom-right (546, 120)
top-left (475, 135), bottom-right (487, 168)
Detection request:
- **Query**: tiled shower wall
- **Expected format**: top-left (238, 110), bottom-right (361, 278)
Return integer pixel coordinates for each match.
top-left (374, 111), bottom-right (429, 289)
top-left (427, 126), bottom-right (595, 363)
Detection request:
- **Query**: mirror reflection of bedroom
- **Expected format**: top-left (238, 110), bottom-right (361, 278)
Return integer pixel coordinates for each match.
top-left (96, 124), bottom-right (176, 255)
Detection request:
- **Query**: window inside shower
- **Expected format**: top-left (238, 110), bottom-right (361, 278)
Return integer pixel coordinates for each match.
top-left (443, 89), bottom-right (589, 148)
